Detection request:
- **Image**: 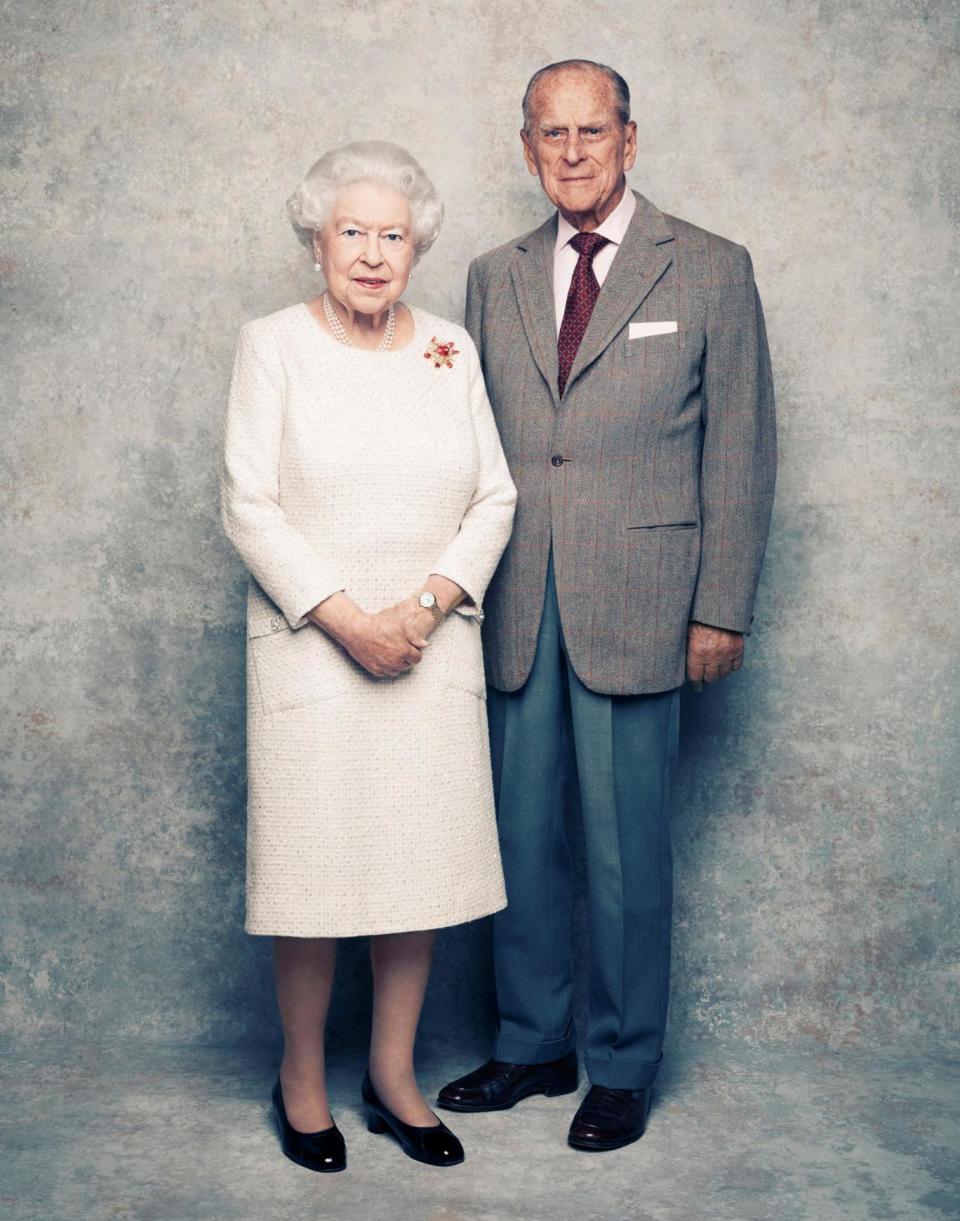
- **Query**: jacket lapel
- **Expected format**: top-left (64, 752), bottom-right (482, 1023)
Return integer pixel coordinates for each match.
top-left (509, 215), bottom-right (561, 410)
top-left (563, 191), bottom-right (675, 397)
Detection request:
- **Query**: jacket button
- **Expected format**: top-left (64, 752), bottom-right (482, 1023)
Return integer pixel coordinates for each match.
top-left (270, 616), bottom-right (282, 631)
top-left (551, 454), bottom-right (565, 467)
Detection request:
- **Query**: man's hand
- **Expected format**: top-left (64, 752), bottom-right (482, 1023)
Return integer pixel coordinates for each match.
top-left (686, 622), bottom-right (744, 689)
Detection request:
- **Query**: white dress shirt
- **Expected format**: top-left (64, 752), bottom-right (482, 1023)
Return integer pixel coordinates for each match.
top-left (553, 187), bottom-right (637, 334)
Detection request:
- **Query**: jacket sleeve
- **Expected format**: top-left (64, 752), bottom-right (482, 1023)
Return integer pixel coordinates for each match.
top-left (219, 323), bottom-right (345, 631)
top-left (690, 245), bottom-right (777, 635)
top-left (464, 257), bottom-right (483, 354)
top-left (429, 332), bottom-right (517, 619)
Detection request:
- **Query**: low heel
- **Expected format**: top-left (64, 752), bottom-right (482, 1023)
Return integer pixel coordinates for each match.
top-left (544, 1080), bottom-right (578, 1098)
top-left (360, 1070), bottom-right (464, 1166)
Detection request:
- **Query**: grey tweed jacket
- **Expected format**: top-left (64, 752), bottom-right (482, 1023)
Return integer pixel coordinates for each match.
top-left (467, 189), bottom-right (777, 695)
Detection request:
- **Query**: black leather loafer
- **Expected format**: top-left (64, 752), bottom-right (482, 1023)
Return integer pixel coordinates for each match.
top-left (437, 1050), bottom-right (579, 1112)
top-left (271, 1077), bottom-right (346, 1172)
top-left (567, 1084), bottom-right (653, 1151)
top-left (362, 1070), bottom-right (464, 1167)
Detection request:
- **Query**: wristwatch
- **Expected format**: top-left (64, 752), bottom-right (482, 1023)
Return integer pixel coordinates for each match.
top-left (418, 590), bottom-right (446, 626)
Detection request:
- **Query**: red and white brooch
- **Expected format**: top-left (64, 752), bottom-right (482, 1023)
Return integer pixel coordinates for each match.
top-left (424, 336), bottom-right (460, 368)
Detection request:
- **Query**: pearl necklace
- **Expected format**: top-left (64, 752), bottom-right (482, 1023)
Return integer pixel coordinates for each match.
top-left (323, 291), bottom-right (396, 351)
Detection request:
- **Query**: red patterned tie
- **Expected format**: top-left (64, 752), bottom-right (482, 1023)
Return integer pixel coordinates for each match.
top-left (557, 231), bottom-right (610, 396)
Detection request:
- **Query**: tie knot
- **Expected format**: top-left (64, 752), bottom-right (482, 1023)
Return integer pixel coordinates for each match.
top-left (570, 231), bottom-right (609, 259)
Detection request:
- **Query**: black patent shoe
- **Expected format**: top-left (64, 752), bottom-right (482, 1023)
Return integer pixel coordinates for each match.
top-left (361, 1070), bottom-right (464, 1167)
top-left (271, 1077), bottom-right (346, 1172)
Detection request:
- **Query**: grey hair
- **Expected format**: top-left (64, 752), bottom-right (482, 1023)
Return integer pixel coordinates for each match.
top-left (287, 140), bottom-right (444, 263)
top-left (522, 59), bottom-right (631, 132)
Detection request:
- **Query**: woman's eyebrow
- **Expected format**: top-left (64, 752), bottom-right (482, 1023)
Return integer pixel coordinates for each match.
top-left (335, 216), bottom-right (409, 229)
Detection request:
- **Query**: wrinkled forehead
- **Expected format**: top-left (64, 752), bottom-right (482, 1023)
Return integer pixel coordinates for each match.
top-left (528, 69), bottom-right (621, 127)
top-left (329, 179), bottom-right (412, 227)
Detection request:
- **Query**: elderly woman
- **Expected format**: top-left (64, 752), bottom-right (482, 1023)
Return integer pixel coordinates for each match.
top-left (219, 141), bottom-right (516, 1172)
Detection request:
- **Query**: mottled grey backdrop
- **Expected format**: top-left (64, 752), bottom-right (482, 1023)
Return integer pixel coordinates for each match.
top-left (2, 0), bottom-right (957, 1063)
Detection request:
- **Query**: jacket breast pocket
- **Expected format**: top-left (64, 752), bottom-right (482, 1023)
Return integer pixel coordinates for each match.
top-left (247, 618), bottom-right (352, 716)
top-left (623, 316), bottom-right (681, 394)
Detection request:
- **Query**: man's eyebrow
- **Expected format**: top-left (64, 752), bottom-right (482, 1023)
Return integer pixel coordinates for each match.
top-left (537, 120), bottom-right (610, 130)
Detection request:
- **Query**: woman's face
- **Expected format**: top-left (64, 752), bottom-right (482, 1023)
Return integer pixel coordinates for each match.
top-left (315, 180), bottom-right (415, 314)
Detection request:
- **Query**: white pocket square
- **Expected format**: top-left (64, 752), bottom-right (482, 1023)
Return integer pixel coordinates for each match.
top-left (629, 321), bottom-right (678, 338)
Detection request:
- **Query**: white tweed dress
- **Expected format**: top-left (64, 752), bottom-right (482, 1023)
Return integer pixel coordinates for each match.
top-left (220, 302), bottom-right (516, 937)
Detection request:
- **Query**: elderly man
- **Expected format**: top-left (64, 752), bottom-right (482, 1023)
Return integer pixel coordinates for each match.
top-left (438, 59), bottom-right (776, 1150)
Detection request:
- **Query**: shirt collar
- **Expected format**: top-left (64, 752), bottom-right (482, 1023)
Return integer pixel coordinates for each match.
top-left (555, 186), bottom-right (637, 254)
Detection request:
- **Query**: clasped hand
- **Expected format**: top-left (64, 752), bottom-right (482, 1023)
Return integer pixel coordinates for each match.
top-left (342, 595), bottom-right (436, 678)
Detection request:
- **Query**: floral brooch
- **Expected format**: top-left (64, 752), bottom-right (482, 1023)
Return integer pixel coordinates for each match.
top-left (424, 336), bottom-right (460, 368)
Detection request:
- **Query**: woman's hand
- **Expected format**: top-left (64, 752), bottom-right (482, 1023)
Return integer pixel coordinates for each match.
top-left (339, 605), bottom-right (427, 677)
top-left (307, 583), bottom-right (460, 679)
top-left (380, 594), bottom-right (438, 649)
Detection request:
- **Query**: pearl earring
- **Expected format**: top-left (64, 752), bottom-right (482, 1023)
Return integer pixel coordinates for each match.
top-left (314, 259), bottom-right (321, 272)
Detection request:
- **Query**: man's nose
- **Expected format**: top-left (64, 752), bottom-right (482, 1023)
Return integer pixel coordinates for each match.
top-left (562, 134), bottom-right (583, 163)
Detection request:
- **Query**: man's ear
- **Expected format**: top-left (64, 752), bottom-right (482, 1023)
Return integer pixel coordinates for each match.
top-left (520, 129), bottom-right (539, 177)
top-left (623, 120), bottom-right (638, 173)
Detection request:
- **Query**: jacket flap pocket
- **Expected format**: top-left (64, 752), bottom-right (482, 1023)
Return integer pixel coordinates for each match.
top-left (626, 519), bottom-right (698, 530)
top-left (248, 612), bottom-right (290, 638)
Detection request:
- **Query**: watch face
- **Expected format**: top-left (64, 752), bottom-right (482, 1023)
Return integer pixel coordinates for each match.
top-left (419, 592), bottom-right (436, 609)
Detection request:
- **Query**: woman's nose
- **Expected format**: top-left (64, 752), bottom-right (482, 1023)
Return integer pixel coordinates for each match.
top-left (362, 235), bottom-right (384, 265)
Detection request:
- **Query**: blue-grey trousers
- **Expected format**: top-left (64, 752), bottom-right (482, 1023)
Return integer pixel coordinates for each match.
top-left (487, 548), bottom-right (680, 1089)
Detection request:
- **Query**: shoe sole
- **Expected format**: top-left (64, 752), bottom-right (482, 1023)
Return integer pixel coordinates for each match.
top-left (279, 1143), bottom-right (348, 1172)
top-left (436, 1078), bottom-right (579, 1113)
top-left (567, 1130), bottom-right (646, 1152)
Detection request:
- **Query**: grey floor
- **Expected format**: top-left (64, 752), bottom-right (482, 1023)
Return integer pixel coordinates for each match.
top-left (2, 1034), bottom-right (957, 1221)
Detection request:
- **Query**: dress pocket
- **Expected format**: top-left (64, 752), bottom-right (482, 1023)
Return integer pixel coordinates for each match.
top-left (442, 611), bottom-right (488, 699)
top-left (247, 619), bottom-right (352, 716)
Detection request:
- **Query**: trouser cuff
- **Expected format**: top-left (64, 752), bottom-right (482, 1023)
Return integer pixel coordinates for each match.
top-left (493, 1030), bottom-right (577, 1065)
top-left (585, 1053), bottom-right (663, 1090)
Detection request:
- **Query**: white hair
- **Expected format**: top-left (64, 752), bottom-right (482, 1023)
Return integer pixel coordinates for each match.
top-left (287, 140), bottom-right (444, 263)
top-left (522, 59), bottom-right (631, 132)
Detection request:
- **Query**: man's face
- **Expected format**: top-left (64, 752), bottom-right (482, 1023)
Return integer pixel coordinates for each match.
top-left (521, 69), bottom-right (637, 227)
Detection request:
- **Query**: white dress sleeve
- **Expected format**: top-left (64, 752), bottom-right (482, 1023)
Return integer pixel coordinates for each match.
top-left (220, 323), bottom-right (345, 630)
